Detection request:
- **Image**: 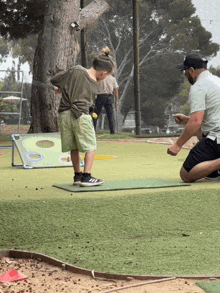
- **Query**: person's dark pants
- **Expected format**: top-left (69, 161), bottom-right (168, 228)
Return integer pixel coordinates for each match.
top-left (93, 94), bottom-right (115, 134)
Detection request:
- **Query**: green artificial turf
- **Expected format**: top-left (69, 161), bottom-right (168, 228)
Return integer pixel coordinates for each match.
top-left (0, 141), bottom-right (192, 201)
top-left (196, 281), bottom-right (220, 293)
top-left (1, 139), bottom-right (220, 276)
top-left (1, 189), bottom-right (220, 276)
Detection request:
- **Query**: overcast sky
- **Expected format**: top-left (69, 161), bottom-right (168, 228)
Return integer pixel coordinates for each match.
top-left (192, 0), bottom-right (220, 67)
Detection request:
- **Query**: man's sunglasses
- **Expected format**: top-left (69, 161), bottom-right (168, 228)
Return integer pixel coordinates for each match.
top-left (181, 67), bottom-right (198, 75)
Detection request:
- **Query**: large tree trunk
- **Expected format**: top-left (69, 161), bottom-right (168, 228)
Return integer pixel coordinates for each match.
top-left (29, 0), bottom-right (109, 133)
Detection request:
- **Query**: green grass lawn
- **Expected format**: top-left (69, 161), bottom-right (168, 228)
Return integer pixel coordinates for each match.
top-left (1, 136), bottom-right (220, 276)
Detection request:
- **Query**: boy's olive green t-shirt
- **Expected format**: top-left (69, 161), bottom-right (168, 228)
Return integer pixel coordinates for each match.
top-left (50, 65), bottom-right (98, 119)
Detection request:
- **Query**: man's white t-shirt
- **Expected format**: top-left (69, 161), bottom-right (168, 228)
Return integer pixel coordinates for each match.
top-left (189, 70), bottom-right (220, 143)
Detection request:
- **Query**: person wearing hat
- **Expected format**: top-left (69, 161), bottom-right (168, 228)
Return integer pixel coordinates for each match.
top-left (167, 52), bottom-right (220, 182)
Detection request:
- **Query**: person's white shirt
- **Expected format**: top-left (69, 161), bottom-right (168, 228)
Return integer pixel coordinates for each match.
top-left (189, 70), bottom-right (220, 142)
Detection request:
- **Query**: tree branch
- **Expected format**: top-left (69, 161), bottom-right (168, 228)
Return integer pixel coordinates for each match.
top-left (78, 0), bottom-right (109, 30)
top-left (100, 16), bottom-right (114, 50)
top-left (117, 46), bottom-right (133, 78)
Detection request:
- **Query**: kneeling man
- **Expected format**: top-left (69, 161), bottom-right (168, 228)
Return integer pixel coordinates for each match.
top-left (167, 52), bottom-right (220, 183)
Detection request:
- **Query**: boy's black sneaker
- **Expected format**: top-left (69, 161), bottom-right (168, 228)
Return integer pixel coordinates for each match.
top-left (73, 172), bottom-right (82, 185)
top-left (80, 173), bottom-right (104, 187)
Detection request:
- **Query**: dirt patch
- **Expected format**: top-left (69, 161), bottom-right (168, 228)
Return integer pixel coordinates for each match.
top-left (145, 136), bottom-right (198, 150)
top-left (0, 125), bottom-right (29, 136)
top-left (101, 136), bottom-right (199, 150)
top-left (0, 257), bottom-right (207, 293)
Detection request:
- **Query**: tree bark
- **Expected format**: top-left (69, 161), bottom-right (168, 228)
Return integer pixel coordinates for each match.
top-left (29, 0), bottom-right (109, 133)
top-left (78, 0), bottom-right (109, 29)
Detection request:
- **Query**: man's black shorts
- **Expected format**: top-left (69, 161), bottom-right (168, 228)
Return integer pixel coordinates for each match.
top-left (183, 138), bottom-right (220, 172)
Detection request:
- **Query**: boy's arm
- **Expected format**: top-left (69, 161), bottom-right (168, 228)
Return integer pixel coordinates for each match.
top-left (50, 70), bottom-right (67, 87)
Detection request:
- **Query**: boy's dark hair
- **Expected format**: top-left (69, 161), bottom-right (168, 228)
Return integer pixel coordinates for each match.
top-left (93, 47), bottom-right (115, 73)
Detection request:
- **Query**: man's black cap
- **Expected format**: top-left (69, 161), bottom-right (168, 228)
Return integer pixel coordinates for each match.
top-left (176, 52), bottom-right (208, 71)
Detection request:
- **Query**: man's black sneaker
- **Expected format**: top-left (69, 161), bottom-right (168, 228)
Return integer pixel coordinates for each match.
top-left (73, 172), bottom-right (82, 185)
top-left (205, 170), bottom-right (220, 181)
top-left (80, 174), bottom-right (104, 187)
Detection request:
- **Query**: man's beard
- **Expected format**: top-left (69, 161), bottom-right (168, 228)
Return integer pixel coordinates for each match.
top-left (188, 74), bottom-right (195, 85)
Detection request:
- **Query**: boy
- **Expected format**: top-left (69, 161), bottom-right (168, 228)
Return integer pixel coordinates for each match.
top-left (51, 47), bottom-right (114, 186)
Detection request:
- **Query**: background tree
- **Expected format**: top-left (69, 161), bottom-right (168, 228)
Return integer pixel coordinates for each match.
top-left (209, 66), bottom-right (220, 78)
top-left (0, 0), bottom-right (109, 133)
top-left (0, 68), bottom-right (31, 125)
top-left (0, 36), bottom-right (10, 63)
top-left (0, 0), bottom-right (219, 132)
top-left (87, 0), bottom-right (219, 129)
top-left (0, 34), bottom-right (35, 129)
top-left (11, 35), bottom-right (38, 73)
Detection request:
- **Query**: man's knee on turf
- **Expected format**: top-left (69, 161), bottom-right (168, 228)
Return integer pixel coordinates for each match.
top-left (180, 166), bottom-right (194, 183)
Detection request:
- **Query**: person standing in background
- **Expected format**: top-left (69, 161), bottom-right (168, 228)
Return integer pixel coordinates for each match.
top-left (93, 74), bottom-right (119, 134)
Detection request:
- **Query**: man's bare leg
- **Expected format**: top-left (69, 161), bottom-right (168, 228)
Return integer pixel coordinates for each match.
top-left (180, 158), bottom-right (220, 182)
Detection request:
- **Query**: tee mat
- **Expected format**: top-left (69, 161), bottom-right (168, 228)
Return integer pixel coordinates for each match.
top-left (53, 179), bottom-right (190, 193)
top-left (11, 133), bottom-right (84, 169)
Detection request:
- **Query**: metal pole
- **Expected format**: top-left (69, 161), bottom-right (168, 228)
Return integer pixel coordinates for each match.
top-left (133, 0), bottom-right (141, 135)
top-left (80, 0), bottom-right (87, 67)
top-left (18, 71), bottom-right (24, 134)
